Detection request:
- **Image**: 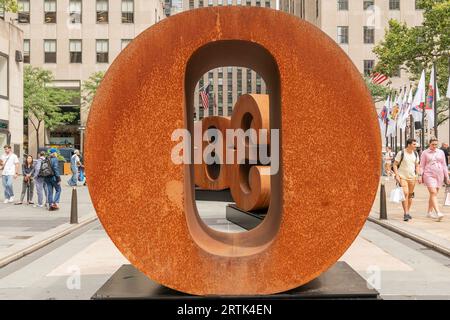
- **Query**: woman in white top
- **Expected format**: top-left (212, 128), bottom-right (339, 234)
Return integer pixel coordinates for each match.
top-left (384, 146), bottom-right (395, 176)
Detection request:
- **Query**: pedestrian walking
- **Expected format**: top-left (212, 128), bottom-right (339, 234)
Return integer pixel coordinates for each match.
top-left (44, 148), bottom-right (61, 211)
top-left (68, 149), bottom-right (81, 187)
top-left (440, 142), bottom-right (449, 168)
top-left (0, 145), bottom-right (20, 203)
top-left (419, 138), bottom-right (449, 221)
top-left (393, 139), bottom-right (420, 222)
top-left (33, 151), bottom-right (47, 208)
top-left (15, 155), bottom-right (35, 205)
top-left (384, 146), bottom-right (395, 177)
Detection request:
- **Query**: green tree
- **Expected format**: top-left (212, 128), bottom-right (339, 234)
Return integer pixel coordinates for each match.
top-left (0, 0), bottom-right (18, 12)
top-left (81, 71), bottom-right (104, 116)
top-left (24, 66), bottom-right (78, 151)
top-left (373, 0), bottom-right (450, 124)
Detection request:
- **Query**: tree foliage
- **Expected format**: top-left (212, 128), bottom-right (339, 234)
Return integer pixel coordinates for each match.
top-left (81, 71), bottom-right (105, 113)
top-left (0, 0), bottom-right (18, 12)
top-left (24, 66), bottom-right (78, 149)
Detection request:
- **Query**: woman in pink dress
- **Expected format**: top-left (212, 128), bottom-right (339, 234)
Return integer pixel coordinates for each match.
top-left (419, 138), bottom-right (449, 221)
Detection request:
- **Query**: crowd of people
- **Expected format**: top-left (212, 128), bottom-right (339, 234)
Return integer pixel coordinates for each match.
top-left (383, 138), bottom-right (450, 222)
top-left (0, 145), bottom-right (84, 211)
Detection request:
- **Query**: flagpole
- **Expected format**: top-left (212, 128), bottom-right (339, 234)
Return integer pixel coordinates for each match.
top-left (433, 61), bottom-right (438, 138)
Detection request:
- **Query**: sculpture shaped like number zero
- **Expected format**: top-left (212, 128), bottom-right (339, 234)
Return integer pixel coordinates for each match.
top-left (85, 7), bottom-right (381, 295)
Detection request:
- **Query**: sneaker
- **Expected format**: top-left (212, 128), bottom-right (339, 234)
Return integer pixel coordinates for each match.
top-left (3, 199), bottom-right (8, 204)
top-left (403, 214), bottom-right (410, 222)
top-left (427, 212), bottom-right (440, 221)
top-left (14, 202), bottom-right (22, 205)
top-left (406, 214), bottom-right (412, 220)
top-left (8, 197), bottom-right (14, 203)
top-left (437, 212), bottom-right (444, 222)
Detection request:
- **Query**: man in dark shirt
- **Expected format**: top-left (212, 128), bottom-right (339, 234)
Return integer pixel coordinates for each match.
top-left (440, 143), bottom-right (449, 167)
top-left (45, 148), bottom-right (61, 211)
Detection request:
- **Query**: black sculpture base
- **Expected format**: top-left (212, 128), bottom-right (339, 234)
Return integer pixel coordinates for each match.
top-left (226, 204), bottom-right (266, 230)
top-left (92, 262), bottom-right (380, 300)
top-left (195, 188), bottom-right (234, 202)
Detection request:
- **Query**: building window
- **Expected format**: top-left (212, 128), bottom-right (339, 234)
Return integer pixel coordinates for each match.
top-left (69, 0), bottom-right (82, 23)
top-left (316, 0), bottom-right (319, 17)
top-left (237, 68), bottom-right (242, 97)
top-left (199, 0), bottom-right (204, 7)
top-left (69, 40), bottom-right (82, 63)
top-left (363, 26), bottom-right (374, 44)
top-left (121, 39), bottom-right (132, 50)
top-left (256, 0), bottom-right (261, 6)
top-left (227, 0), bottom-right (233, 5)
top-left (96, 40), bottom-right (109, 63)
top-left (208, 0), bottom-right (213, 7)
top-left (256, 74), bottom-right (262, 94)
top-left (218, 84), bottom-right (223, 116)
top-left (363, 60), bottom-right (374, 76)
top-left (23, 39), bottom-right (30, 63)
top-left (44, 0), bottom-right (57, 24)
top-left (363, 0), bottom-right (374, 10)
top-left (189, 0), bottom-right (194, 9)
top-left (0, 54), bottom-right (7, 99)
top-left (246, 0), bottom-right (251, 6)
top-left (389, 0), bottom-right (400, 10)
top-left (337, 26), bottom-right (349, 44)
top-left (97, 0), bottom-right (108, 23)
top-left (122, 0), bottom-right (134, 23)
top-left (44, 40), bottom-right (57, 63)
top-left (218, 0), bottom-right (223, 6)
top-left (246, 69), bottom-right (252, 93)
top-left (337, 0), bottom-right (348, 10)
top-left (237, 0), bottom-right (242, 4)
top-left (18, 0), bottom-right (30, 23)
top-left (265, 1), bottom-right (270, 7)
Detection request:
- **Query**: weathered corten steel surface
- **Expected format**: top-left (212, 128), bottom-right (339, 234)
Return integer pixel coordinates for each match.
top-left (85, 7), bottom-right (381, 295)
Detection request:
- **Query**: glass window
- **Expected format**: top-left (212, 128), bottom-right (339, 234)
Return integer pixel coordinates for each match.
top-left (189, 0), bottom-right (194, 9)
top-left (199, 0), bottom-right (204, 8)
top-left (256, 74), bottom-right (261, 94)
top-left (18, 0), bottom-right (30, 23)
top-left (246, 69), bottom-right (252, 93)
top-left (256, 0), bottom-right (261, 6)
top-left (97, 0), bottom-right (108, 23)
top-left (337, 0), bottom-right (348, 10)
top-left (237, 0), bottom-right (242, 4)
top-left (363, 0), bottom-right (374, 10)
top-left (363, 26), bottom-right (374, 44)
top-left (44, 40), bottom-right (57, 63)
top-left (69, 0), bottom-right (82, 23)
top-left (0, 55), bottom-right (7, 99)
top-left (122, 0), bottom-right (134, 23)
top-left (246, 0), bottom-right (251, 6)
top-left (208, 0), bottom-right (213, 6)
top-left (337, 26), bottom-right (349, 44)
top-left (237, 68), bottom-right (242, 97)
top-left (44, 0), bottom-right (57, 24)
top-left (23, 39), bottom-right (30, 63)
top-left (121, 39), bottom-right (132, 50)
top-left (265, 1), bottom-right (270, 7)
top-left (389, 0), bottom-right (400, 10)
top-left (69, 40), bottom-right (82, 63)
top-left (218, 84), bottom-right (223, 116)
top-left (96, 40), bottom-right (109, 63)
top-left (363, 60), bottom-right (374, 76)
top-left (227, 0), bottom-right (233, 5)
top-left (218, 0), bottom-right (223, 6)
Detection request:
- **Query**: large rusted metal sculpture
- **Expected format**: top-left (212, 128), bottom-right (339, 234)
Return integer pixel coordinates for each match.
top-left (85, 7), bottom-right (381, 295)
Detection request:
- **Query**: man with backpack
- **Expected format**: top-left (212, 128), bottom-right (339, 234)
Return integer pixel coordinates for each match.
top-left (33, 151), bottom-right (47, 208)
top-left (393, 139), bottom-right (420, 222)
top-left (41, 148), bottom-right (61, 211)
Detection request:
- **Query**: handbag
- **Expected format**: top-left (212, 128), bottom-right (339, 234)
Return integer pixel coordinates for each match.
top-left (444, 186), bottom-right (450, 206)
top-left (389, 184), bottom-right (405, 203)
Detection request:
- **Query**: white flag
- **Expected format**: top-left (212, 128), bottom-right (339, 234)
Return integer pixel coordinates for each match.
top-left (425, 65), bottom-right (440, 130)
top-left (411, 70), bottom-right (426, 123)
top-left (399, 86), bottom-right (411, 130)
top-left (387, 95), bottom-right (399, 137)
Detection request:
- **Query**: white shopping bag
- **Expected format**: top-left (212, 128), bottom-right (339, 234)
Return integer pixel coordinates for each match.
top-left (444, 186), bottom-right (450, 206)
top-left (389, 186), bottom-right (405, 203)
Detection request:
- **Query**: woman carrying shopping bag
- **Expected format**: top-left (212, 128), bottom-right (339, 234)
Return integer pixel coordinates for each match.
top-left (419, 138), bottom-right (449, 222)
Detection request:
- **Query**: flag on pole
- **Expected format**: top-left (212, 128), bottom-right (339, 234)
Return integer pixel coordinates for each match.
top-left (387, 95), bottom-right (400, 137)
top-left (425, 65), bottom-right (440, 130)
top-left (399, 86), bottom-right (411, 130)
top-left (411, 70), bottom-right (426, 123)
top-left (371, 72), bottom-right (389, 85)
top-left (378, 96), bottom-right (390, 138)
top-left (200, 84), bottom-right (210, 114)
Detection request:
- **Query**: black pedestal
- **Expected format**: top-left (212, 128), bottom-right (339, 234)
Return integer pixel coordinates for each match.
top-left (195, 188), bottom-right (234, 202)
top-left (226, 204), bottom-right (266, 230)
top-left (92, 262), bottom-right (380, 300)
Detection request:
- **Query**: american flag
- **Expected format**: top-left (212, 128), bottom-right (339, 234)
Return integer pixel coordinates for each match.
top-left (371, 72), bottom-right (389, 85)
top-left (200, 84), bottom-right (210, 112)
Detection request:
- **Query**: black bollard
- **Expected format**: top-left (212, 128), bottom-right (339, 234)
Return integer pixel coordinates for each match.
top-left (70, 187), bottom-right (78, 224)
top-left (380, 183), bottom-right (387, 220)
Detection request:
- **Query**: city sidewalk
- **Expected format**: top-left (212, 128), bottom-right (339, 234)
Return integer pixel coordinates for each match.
top-left (370, 176), bottom-right (450, 257)
top-left (0, 176), bottom-right (97, 267)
